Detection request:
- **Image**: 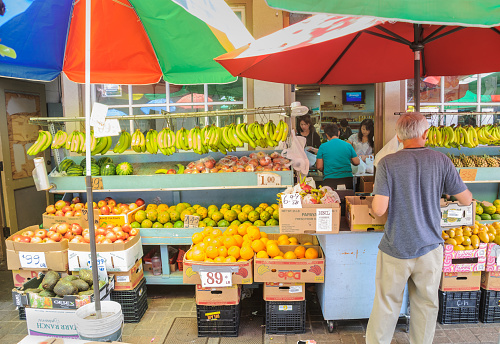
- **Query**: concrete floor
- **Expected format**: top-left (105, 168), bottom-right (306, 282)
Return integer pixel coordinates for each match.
top-left (0, 270), bottom-right (499, 344)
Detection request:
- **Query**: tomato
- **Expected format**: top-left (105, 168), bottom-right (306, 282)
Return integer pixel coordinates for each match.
top-left (22, 231), bottom-right (35, 237)
top-left (129, 228), bottom-right (139, 236)
top-left (19, 236), bottom-right (31, 243)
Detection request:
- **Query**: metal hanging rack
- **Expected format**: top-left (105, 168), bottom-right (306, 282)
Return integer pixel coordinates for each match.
top-left (394, 112), bottom-right (500, 116)
top-left (29, 105), bottom-right (292, 125)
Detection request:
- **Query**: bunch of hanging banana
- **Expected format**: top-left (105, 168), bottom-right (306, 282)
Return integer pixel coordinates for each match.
top-left (477, 125), bottom-right (500, 145)
top-left (50, 130), bottom-right (68, 149)
top-left (91, 136), bottom-right (113, 155)
top-left (27, 130), bottom-right (52, 155)
top-left (131, 129), bottom-right (146, 153)
top-left (145, 129), bottom-right (158, 154)
top-left (112, 131), bottom-right (132, 154)
top-left (65, 131), bottom-right (87, 153)
top-left (426, 125), bottom-right (500, 148)
top-left (175, 127), bottom-right (190, 152)
top-left (157, 127), bottom-right (176, 155)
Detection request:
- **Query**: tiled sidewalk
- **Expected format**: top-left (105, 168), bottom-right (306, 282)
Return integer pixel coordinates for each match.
top-left (0, 271), bottom-right (499, 344)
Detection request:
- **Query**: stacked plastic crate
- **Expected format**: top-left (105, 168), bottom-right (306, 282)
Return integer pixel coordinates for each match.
top-left (480, 240), bottom-right (500, 322)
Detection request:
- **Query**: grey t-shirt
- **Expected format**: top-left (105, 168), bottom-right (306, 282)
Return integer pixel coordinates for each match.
top-left (374, 148), bottom-right (467, 259)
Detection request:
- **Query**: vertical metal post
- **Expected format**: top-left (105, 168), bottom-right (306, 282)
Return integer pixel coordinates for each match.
top-left (413, 24), bottom-right (422, 112)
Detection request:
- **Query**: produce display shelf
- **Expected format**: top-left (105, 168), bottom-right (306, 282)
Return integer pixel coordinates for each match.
top-left (454, 167), bottom-right (500, 183)
top-left (144, 270), bottom-right (184, 285)
top-left (140, 226), bottom-right (280, 245)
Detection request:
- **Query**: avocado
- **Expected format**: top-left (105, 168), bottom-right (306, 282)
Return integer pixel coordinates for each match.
top-left (79, 269), bottom-right (93, 286)
top-left (78, 290), bottom-right (94, 296)
top-left (41, 271), bottom-right (60, 291)
top-left (61, 275), bottom-right (79, 282)
top-left (38, 290), bottom-right (56, 297)
top-left (24, 288), bottom-right (41, 294)
top-left (71, 279), bottom-right (90, 292)
top-left (53, 280), bottom-right (78, 297)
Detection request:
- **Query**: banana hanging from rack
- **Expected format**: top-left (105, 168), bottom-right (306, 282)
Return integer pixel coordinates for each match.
top-left (27, 130), bottom-right (52, 155)
top-left (145, 129), bottom-right (158, 154)
top-left (113, 131), bottom-right (132, 154)
top-left (131, 129), bottom-right (146, 153)
top-left (50, 130), bottom-right (68, 149)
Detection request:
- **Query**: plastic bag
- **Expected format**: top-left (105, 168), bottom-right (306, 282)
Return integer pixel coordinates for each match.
top-left (281, 131), bottom-right (309, 175)
top-left (319, 186), bottom-right (341, 204)
top-left (304, 149), bottom-right (317, 167)
top-left (365, 156), bottom-right (374, 174)
top-left (374, 135), bottom-right (403, 167)
top-left (352, 159), bottom-right (367, 175)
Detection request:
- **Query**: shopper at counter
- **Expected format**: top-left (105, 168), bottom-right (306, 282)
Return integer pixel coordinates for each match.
top-left (296, 112), bottom-right (321, 154)
top-left (316, 124), bottom-right (360, 190)
top-left (339, 119), bottom-right (353, 141)
top-left (347, 118), bottom-right (374, 161)
top-left (366, 113), bottom-right (472, 344)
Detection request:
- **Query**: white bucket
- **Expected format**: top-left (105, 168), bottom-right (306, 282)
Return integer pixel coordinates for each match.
top-left (75, 301), bottom-right (123, 342)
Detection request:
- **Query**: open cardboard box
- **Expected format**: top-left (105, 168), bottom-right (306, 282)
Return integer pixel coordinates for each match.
top-left (345, 196), bottom-right (386, 231)
top-left (442, 243), bottom-right (486, 272)
top-left (195, 284), bottom-right (241, 305)
top-left (440, 199), bottom-right (475, 227)
top-left (254, 245), bottom-right (325, 283)
top-left (68, 234), bottom-right (143, 272)
top-left (481, 271), bottom-right (500, 291)
top-left (110, 258), bottom-right (144, 290)
top-left (99, 204), bottom-right (145, 227)
top-left (439, 271), bottom-right (481, 291)
top-left (266, 233), bottom-right (319, 245)
top-left (12, 270), bottom-right (68, 288)
top-left (279, 203), bottom-right (340, 234)
top-left (6, 226), bottom-right (69, 271)
top-left (358, 176), bottom-right (374, 193)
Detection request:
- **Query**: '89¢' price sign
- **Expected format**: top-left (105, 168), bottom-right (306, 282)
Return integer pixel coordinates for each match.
top-left (199, 271), bottom-right (232, 288)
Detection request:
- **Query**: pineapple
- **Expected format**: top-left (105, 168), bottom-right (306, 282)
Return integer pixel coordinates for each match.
top-left (448, 154), bottom-right (463, 167)
top-left (472, 155), bottom-right (488, 167)
top-left (460, 154), bottom-right (475, 167)
top-left (485, 155), bottom-right (499, 167)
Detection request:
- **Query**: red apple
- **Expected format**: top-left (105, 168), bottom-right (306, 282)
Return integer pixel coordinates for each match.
top-left (209, 168), bottom-right (219, 173)
top-left (114, 239), bottom-right (124, 244)
top-left (46, 205), bottom-right (56, 214)
top-left (105, 224), bottom-right (114, 231)
top-left (235, 168), bottom-right (245, 172)
top-left (74, 235), bottom-right (83, 242)
top-left (64, 211), bottom-right (75, 217)
top-left (30, 237), bottom-right (43, 244)
top-left (104, 197), bottom-right (113, 202)
top-left (272, 164), bottom-right (282, 171)
top-left (96, 227), bottom-right (106, 236)
top-left (83, 233), bottom-right (91, 243)
top-left (97, 200), bottom-right (107, 208)
top-left (64, 232), bottom-right (74, 240)
top-left (101, 239), bottom-right (113, 244)
top-left (50, 233), bottom-right (62, 242)
top-left (19, 236), bottom-right (31, 243)
top-left (100, 206), bottom-right (110, 215)
top-left (35, 230), bottom-right (47, 239)
top-left (121, 224), bottom-right (131, 233)
top-left (55, 223), bottom-right (69, 235)
top-left (22, 231), bottom-right (35, 238)
top-left (11, 234), bottom-right (23, 242)
top-left (55, 210), bottom-right (65, 217)
top-left (55, 200), bottom-right (66, 211)
top-left (82, 228), bottom-right (89, 236)
top-left (249, 153), bottom-right (257, 159)
top-left (204, 160), bottom-right (215, 169)
top-left (105, 232), bottom-right (117, 242)
top-left (135, 198), bottom-right (145, 207)
top-left (112, 207), bottom-right (122, 215)
top-left (107, 199), bottom-right (117, 207)
top-left (62, 205), bottom-right (72, 213)
top-left (71, 197), bottom-right (81, 204)
top-left (259, 157), bottom-right (271, 166)
top-left (112, 226), bottom-right (122, 234)
top-left (187, 162), bottom-right (196, 169)
top-left (70, 223), bottom-right (82, 235)
top-left (248, 159), bottom-right (259, 167)
top-left (195, 162), bottom-right (204, 172)
top-left (43, 238), bottom-right (55, 243)
top-left (244, 165), bottom-right (254, 172)
top-left (46, 230), bottom-right (56, 237)
top-left (115, 231), bottom-right (126, 240)
top-left (167, 169), bottom-right (176, 174)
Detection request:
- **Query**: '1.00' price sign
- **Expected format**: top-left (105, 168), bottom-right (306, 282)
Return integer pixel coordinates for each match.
top-left (200, 271), bottom-right (232, 288)
top-left (19, 252), bottom-right (47, 269)
top-left (257, 172), bottom-right (281, 186)
top-left (281, 193), bottom-right (302, 208)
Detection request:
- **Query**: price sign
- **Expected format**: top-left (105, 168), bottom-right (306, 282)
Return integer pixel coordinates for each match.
top-left (87, 257), bottom-right (108, 281)
top-left (257, 172), bottom-right (281, 186)
top-left (92, 177), bottom-right (103, 190)
top-left (94, 118), bottom-right (121, 138)
top-left (19, 252), bottom-right (47, 269)
top-left (90, 102), bottom-right (108, 128)
top-left (447, 209), bottom-right (463, 218)
top-left (459, 168), bottom-right (477, 181)
top-left (281, 193), bottom-right (302, 208)
top-left (199, 271), bottom-right (232, 288)
top-left (184, 215), bottom-right (200, 228)
top-left (82, 209), bottom-right (99, 228)
top-left (316, 208), bottom-right (333, 232)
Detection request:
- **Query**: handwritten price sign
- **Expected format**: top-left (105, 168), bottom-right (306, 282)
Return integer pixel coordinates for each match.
top-left (184, 215), bottom-right (200, 228)
top-left (257, 172), bottom-right (281, 186)
top-left (87, 257), bottom-right (108, 281)
top-left (281, 193), bottom-right (302, 209)
top-left (200, 271), bottom-right (232, 288)
top-left (19, 252), bottom-right (47, 269)
top-left (459, 169), bottom-right (477, 181)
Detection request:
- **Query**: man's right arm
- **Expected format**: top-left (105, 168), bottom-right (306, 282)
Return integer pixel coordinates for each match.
top-left (454, 189), bottom-right (473, 205)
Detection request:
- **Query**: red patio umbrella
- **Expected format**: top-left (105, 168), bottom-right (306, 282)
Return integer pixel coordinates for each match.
top-left (216, 15), bottom-right (500, 110)
top-left (176, 93), bottom-right (213, 109)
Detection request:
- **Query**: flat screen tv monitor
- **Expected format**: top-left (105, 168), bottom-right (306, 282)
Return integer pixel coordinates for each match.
top-left (342, 90), bottom-right (365, 104)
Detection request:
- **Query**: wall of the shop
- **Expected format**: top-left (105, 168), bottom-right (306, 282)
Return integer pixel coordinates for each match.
top-left (320, 84), bottom-right (375, 112)
top-left (296, 93), bottom-right (320, 112)
top-left (382, 81), bottom-right (404, 145)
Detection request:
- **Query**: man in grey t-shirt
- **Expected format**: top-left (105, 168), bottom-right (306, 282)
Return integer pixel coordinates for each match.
top-left (366, 113), bottom-right (472, 344)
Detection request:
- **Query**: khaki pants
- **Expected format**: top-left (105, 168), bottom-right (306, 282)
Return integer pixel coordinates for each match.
top-left (366, 245), bottom-right (443, 344)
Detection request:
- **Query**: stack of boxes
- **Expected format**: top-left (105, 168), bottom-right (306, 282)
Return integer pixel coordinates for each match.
top-left (479, 239), bottom-right (500, 322)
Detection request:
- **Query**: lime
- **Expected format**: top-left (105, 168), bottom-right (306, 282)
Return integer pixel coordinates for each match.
top-left (260, 211), bottom-right (271, 222)
top-left (253, 220), bottom-right (265, 226)
top-left (174, 220), bottom-right (184, 228)
top-left (217, 219), bottom-right (230, 227)
top-left (164, 222), bottom-right (174, 228)
top-left (130, 221), bottom-right (141, 228)
top-left (158, 211), bottom-right (170, 224)
top-left (169, 210), bottom-right (180, 222)
top-left (231, 220), bottom-right (241, 227)
top-left (153, 222), bottom-right (163, 228)
top-left (205, 219), bottom-right (216, 227)
top-left (141, 219), bottom-right (153, 228)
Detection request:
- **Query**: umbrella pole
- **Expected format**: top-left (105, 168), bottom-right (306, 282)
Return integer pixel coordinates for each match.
top-left (413, 24), bottom-right (423, 112)
top-left (84, 0), bottom-right (102, 318)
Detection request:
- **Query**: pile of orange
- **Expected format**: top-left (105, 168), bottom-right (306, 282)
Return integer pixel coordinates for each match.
top-left (186, 225), bottom-right (319, 262)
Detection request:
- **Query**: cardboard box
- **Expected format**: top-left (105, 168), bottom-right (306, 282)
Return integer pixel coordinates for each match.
top-left (111, 259), bottom-right (144, 290)
top-left (143, 261), bottom-right (153, 274)
top-left (6, 226), bottom-right (69, 271)
top-left (68, 234), bottom-right (143, 272)
top-left (358, 176), bottom-right (374, 193)
top-left (440, 200), bottom-right (475, 227)
top-left (183, 257), bottom-right (253, 285)
top-left (12, 274), bottom-right (114, 309)
top-left (481, 271), bottom-right (500, 291)
top-left (345, 196), bottom-right (387, 231)
top-left (266, 233), bottom-right (319, 245)
top-left (442, 243), bottom-right (487, 272)
top-left (12, 270), bottom-right (42, 288)
top-left (195, 284), bottom-right (241, 305)
top-left (254, 245), bottom-right (325, 283)
top-left (279, 203), bottom-right (340, 234)
top-left (99, 205), bottom-right (145, 227)
top-left (485, 243), bottom-right (500, 271)
top-left (263, 282), bottom-right (305, 301)
top-left (439, 271), bottom-right (481, 291)
top-left (25, 292), bottom-right (112, 339)
top-left (43, 213), bottom-right (86, 229)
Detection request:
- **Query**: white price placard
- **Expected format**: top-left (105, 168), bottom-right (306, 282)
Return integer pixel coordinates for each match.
top-left (19, 252), bottom-right (47, 269)
top-left (90, 102), bottom-right (108, 128)
top-left (199, 271), bottom-right (232, 288)
top-left (257, 172), bottom-right (281, 186)
top-left (94, 118), bottom-right (121, 138)
top-left (447, 209), bottom-right (463, 218)
top-left (281, 193), bottom-right (302, 208)
top-left (316, 208), bottom-right (333, 232)
top-left (184, 215), bottom-right (200, 228)
top-left (87, 256), bottom-right (108, 281)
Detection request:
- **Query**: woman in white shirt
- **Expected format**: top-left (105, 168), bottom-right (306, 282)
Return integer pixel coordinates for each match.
top-left (348, 119), bottom-right (374, 161)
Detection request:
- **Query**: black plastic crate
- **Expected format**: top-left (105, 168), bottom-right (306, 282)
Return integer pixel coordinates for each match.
top-left (110, 278), bottom-right (146, 304)
top-left (265, 300), bottom-right (306, 334)
top-left (196, 304), bottom-right (240, 337)
top-left (122, 291), bottom-right (148, 323)
top-left (18, 307), bottom-right (26, 321)
top-left (438, 290), bottom-right (480, 324)
top-left (480, 288), bottom-right (500, 323)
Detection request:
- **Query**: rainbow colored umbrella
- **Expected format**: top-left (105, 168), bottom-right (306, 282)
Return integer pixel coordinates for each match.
top-left (0, 0), bottom-right (253, 84)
